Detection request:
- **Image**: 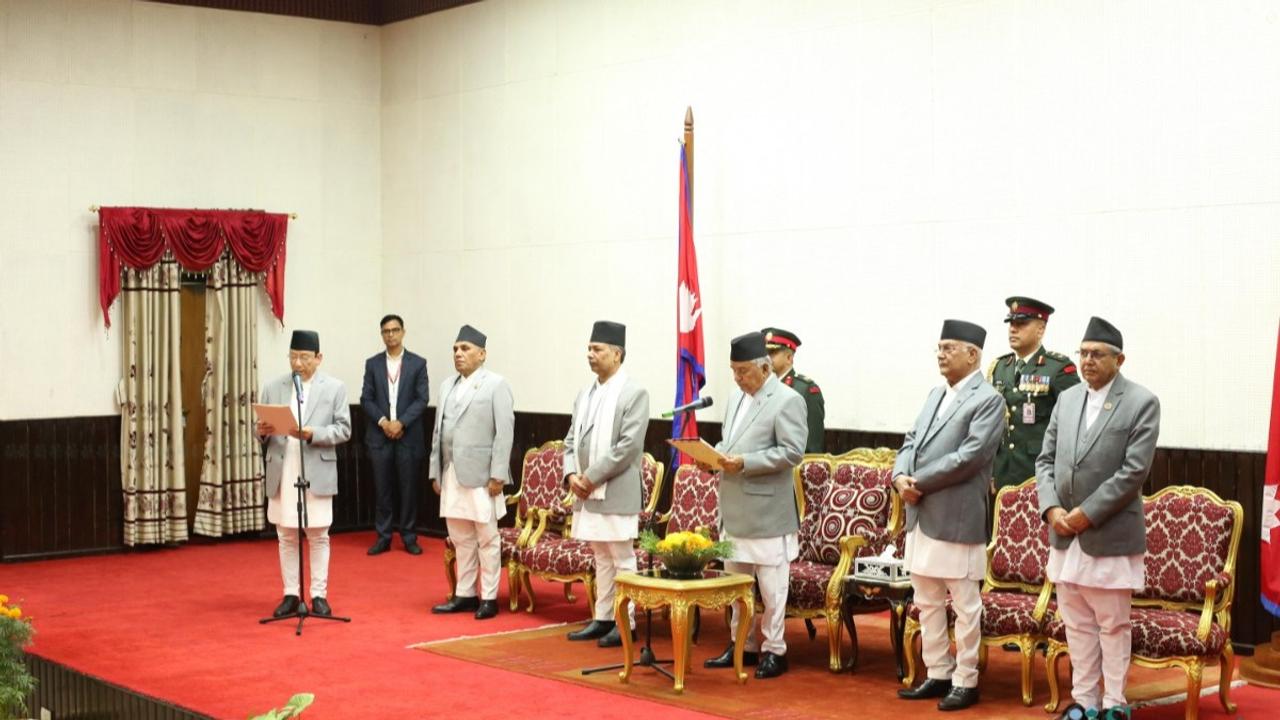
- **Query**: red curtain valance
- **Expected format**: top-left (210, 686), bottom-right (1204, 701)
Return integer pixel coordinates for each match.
top-left (98, 207), bottom-right (288, 326)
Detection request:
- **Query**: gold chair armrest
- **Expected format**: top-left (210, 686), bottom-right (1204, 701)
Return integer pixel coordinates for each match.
top-left (1197, 579), bottom-right (1219, 642)
top-left (827, 534), bottom-right (870, 600)
top-left (1032, 578), bottom-right (1054, 622)
top-left (523, 508), bottom-right (551, 548)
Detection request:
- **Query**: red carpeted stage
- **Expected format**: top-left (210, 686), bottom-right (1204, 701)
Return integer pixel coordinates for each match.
top-left (0, 533), bottom-right (1272, 719)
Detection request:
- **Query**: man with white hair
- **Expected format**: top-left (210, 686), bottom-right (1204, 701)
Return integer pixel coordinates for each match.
top-left (703, 331), bottom-right (808, 679)
top-left (894, 320), bottom-right (1005, 711)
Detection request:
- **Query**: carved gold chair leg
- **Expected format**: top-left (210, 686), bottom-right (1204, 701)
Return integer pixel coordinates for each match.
top-left (1183, 658), bottom-right (1204, 720)
top-left (521, 570), bottom-right (537, 612)
top-left (1018, 639), bottom-right (1035, 706)
top-left (977, 643), bottom-right (989, 672)
top-left (506, 561), bottom-right (521, 612)
top-left (443, 549), bottom-right (457, 601)
top-left (902, 617), bottom-right (921, 686)
top-left (825, 609), bottom-right (844, 672)
top-left (584, 575), bottom-right (597, 613)
top-left (1043, 642), bottom-right (1067, 713)
top-left (1219, 645), bottom-right (1237, 713)
top-left (563, 582), bottom-right (577, 603)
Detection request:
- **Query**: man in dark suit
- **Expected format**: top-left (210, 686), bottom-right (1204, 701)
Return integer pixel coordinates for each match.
top-left (893, 320), bottom-right (1005, 711)
top-left (361, 314), bottom-right (430, 555)
top-left (1038, 317), bottom-right (1159, 720)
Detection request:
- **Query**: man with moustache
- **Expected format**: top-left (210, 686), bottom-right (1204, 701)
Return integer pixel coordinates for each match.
top-left (894, 320), bottom-right (1004, 711)
top-left (257, 330), bottom-right (352, 619)
top-left (429, 325), bottom-right (515, 620)
top-left (1037, 317), bottom-right (1159, 720)
top-left (563, 321), bottom-right (650, 649)
top-left (362, 314), bottom-right (430, 556)
top-left (703, 331), bottom-right (808, 679)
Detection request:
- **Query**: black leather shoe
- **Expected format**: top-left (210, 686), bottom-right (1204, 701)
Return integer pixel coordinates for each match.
top-left (753, 651), bottom-right (789, 679)
top-left (566, 620), bottom-right (614, 641)
top-left (898, 678), bottom-right (953, 700)
top-left (596, 625), bottom-right (634, 648)
top-left (432, 595), bottom-right (480, 614)
top-left (474, 600), bottom-right (498, 620)
top-left (937, 687), bottom-right (979, 711)
top-left (367, 538), bottom-right (391, 555)
top-left (704, 642), bottom-right (758, 668)
top-left (403, 539), bottom-right (423, 555)
top-left (272, 595), bottom-right (301, 618)
top-left (310, 597), bottom-right (332, 617)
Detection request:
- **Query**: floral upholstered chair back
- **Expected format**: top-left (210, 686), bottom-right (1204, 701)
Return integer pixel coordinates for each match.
top-left (986, 479), bottom-right (1050, 591)
top-left (518, 440), bottom-right (568, 527)
top-left (1136, 486), bottom-right (1242, 609)
top-left (663, 464), bottom-right (721, 540)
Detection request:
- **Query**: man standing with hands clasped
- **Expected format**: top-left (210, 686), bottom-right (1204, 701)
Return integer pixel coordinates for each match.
top-left (429, 325), bottom-right (515, 620)
top-left (1037, 317), bottom-right (1159, 720)
top-left (563, 320), bottom-right (650, 649)
top-left (894, 320), bottom-right (1004, 712)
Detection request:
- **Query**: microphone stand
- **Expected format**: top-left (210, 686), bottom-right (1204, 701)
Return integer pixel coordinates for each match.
top-left (580, 512), bottom-right (674, 678)
top-left (259, 375), bottom-right (352, 635)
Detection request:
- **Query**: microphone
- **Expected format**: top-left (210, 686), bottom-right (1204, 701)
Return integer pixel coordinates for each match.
top-left (292, 371), bottom-right (304, 402)
top-left (662, 396), bottom-right (712, 418)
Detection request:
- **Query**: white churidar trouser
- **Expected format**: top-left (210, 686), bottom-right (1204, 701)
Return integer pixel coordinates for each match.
top-left (591, 540), bottom-right (637, 627)
top-left (1056, 582), bottom-right (1134, 711)
top-left (277, 525), bottom-right (330, 599)
top-left (724, 559), bottom-right (791, 655)
top-left (447, 517), bottom-right (501, 600)
top-left (913, 573), bottom-right (983, 688)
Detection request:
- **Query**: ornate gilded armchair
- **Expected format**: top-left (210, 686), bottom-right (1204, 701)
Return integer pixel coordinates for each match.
top-left (515, 453), bottom-right (663, 613)
top-left (1044, 486), bottom-right (1243, 720)
top-left (902, 478), bottom-right (1054, 704)
top-left (443, 440), bottom-right (566, 610)
top-left (787, 449), bottom-right (900, 671)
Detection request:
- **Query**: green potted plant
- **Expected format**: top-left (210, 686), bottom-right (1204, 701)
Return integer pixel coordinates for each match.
top-left (249, 693), bottom-right (314, 720)
top-left (0, 595), bottom-right (35, 720)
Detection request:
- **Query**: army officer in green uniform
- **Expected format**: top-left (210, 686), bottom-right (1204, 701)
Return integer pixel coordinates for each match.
top-left (762, 327), bottom-right (825, 453)
top-left (988, 297), bottom-right (1080, 491)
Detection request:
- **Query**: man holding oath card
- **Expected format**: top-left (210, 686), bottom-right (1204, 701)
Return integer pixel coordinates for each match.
top-left (703, 331), bottom-right (807, 679)
top-left (256, 330), bottom-right (351, 619)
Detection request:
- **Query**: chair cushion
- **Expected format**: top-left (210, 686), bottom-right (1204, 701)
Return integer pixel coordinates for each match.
top-left (1047, 606), bottom-right (1227, 658)
top-left (831, 460), bottom-right (894, 527)
top-left (800, 482), bottom-right (887, 565)
top-left (1130, 607), bottom-right (1229, 657)
top-left (788, 559), bottom-right (835, 610)
top-left (518, 537), bottom-right (595, 576)
top-left (1140, 491), bottom-right (1237, 605)
top-left (980, 591), bottom-right (1045, 636)
top-left (498, 526), bottom-right (521, 560)
top-left (989, 481), bottom-right (1050, 587)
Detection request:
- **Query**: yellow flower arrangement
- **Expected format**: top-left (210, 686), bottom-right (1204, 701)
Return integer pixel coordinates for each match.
top-left (639, 529), bottom-right (733, 579)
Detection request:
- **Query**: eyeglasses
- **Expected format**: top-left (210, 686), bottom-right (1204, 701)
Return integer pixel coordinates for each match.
top-left (288, 353), bottom-right (316, 362)
top-left (381, 328), bottom-right (403, 335)
top-left (1075, 349), bottom-right (1116, 361)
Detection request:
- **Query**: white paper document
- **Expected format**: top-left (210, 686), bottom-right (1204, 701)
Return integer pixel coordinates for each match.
top-left (665, 438), bottom-right (726, 469)
top-left (252, 403), bottom-right (299, 436)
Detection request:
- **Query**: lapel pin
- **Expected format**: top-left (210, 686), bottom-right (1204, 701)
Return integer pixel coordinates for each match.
top-left (1103, 402), bottom-right (1113, 410)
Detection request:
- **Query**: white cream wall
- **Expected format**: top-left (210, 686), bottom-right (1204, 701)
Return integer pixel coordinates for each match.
top-left (381, 0), bottom-right (1280, 451)
top-left (0, 0), bottom-right (382, 420)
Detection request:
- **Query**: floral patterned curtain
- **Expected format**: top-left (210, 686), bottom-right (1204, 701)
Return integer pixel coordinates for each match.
top-left (194, 255), bottom-right (263, 536)
top-left (117, 258), bottom-right (188, 546)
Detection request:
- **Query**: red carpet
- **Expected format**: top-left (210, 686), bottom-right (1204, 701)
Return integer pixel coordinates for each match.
top-left (1, 534), bottom-right (1275, 718)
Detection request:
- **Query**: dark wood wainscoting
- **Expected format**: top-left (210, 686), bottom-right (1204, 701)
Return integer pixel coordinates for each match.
top-left (3, 411), bottom-right (1277, 648)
